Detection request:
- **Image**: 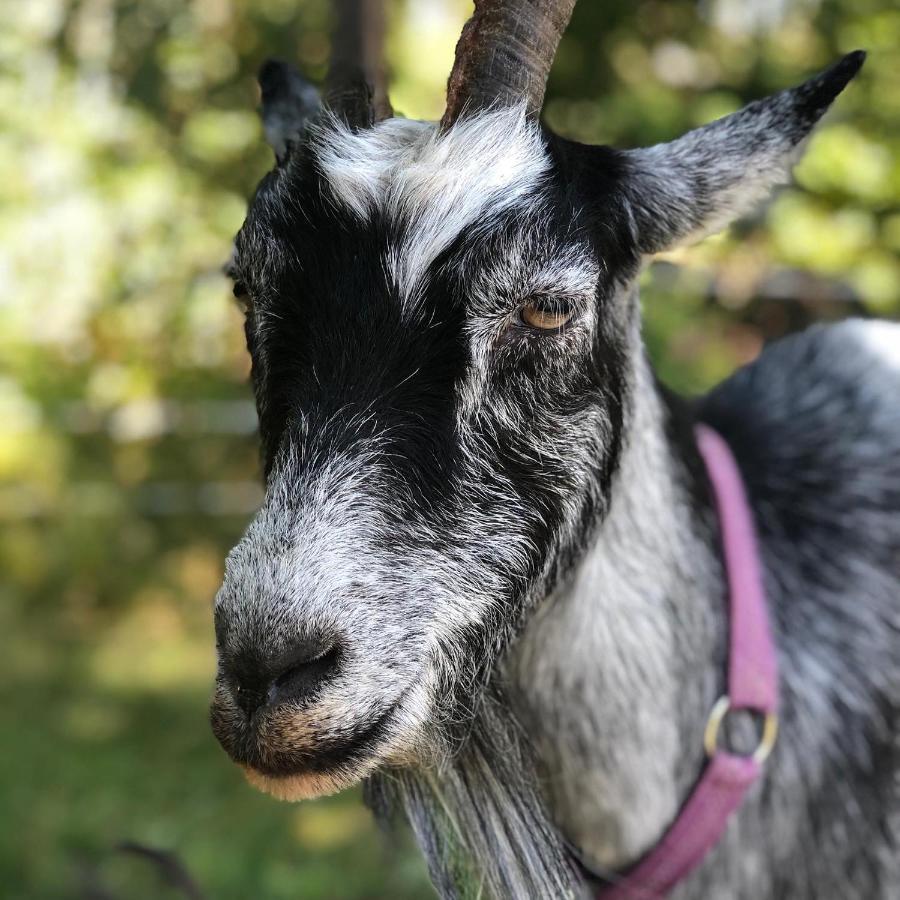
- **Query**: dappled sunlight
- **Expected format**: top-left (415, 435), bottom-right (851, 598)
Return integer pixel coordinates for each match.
top-left (89, 592), bottom-right (216, 695)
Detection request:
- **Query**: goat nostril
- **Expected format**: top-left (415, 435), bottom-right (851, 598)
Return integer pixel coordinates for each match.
top-left (224, 638), bottom-right (341, 716)
top-left (228, 677), bottom-right (266, 717)
top-left (267, 641), bottom-right (340, 707)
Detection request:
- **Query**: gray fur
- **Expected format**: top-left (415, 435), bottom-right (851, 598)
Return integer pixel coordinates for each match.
top-left (512, 319), bottom-right (900, 898)
top-left (626, 51), bottom-right (866, 252)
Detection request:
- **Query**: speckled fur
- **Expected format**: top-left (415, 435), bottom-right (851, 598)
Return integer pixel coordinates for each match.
top-left (513, 319), bottom-right (900, 899)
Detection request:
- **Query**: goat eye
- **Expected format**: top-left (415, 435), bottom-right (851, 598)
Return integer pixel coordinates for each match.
top-left (520, 302), bottom-right (573, 332)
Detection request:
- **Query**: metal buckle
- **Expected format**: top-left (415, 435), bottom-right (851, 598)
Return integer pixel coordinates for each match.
top-left (703, 695), bottom-right (779, 765)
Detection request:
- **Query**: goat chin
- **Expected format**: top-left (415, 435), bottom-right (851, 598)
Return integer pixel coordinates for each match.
top-left (242, 765), bottom-right (359, 802)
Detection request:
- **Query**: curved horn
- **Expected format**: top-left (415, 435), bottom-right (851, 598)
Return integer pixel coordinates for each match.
top-left (441, 0), bottom-right (577, 130)
top-left (324, 0), bottom-right (393, 127)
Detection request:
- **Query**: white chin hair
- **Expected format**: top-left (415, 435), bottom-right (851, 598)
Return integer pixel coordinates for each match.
top-left (242, 766), bottom-right (360, 801)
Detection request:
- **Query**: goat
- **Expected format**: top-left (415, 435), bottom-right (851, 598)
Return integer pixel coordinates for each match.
top-left (210, 1), bottom-right (900, 897)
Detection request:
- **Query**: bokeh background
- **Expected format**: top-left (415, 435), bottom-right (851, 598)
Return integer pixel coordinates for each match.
top-left (2, 0), bottom-right (898, 897)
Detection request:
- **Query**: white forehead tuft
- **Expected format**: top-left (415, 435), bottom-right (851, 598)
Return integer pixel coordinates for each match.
top-left (309, 106), bottom-right (551, 303)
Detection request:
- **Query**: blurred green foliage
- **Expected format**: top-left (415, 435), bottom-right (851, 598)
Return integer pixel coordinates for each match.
top-left (1, 0), bottom-right (897, 897)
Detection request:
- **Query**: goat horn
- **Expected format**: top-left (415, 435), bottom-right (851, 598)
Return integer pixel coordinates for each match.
top-left (324, 0), bottom-right (393, 127)
top-left (441, 0), bottom-right (577, 130)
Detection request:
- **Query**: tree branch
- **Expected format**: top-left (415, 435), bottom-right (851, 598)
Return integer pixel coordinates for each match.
top-left (325, 0), bottom-right (392, 127)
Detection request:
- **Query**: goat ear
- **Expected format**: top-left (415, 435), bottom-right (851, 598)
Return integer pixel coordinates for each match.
top-left (258, 59), bottom-right (321, 163)
top-left (622, 51), bottom-right (865, 255)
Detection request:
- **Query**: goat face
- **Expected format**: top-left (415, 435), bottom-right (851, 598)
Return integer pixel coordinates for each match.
top-left (210, 54), bottom-right (864, 800)
top-left (211, 107), bottom-right (637, 799)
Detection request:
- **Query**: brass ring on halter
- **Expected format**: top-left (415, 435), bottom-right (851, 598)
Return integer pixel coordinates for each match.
top-left (703, 695), bottom-right (779, 766)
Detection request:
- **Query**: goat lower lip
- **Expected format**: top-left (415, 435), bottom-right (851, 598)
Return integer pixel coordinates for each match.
top-left (244, 687), bottom-right (412, 779)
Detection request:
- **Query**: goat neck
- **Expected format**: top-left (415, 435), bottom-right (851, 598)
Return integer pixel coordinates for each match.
top-left (507, 342), bottom-right (727, 872)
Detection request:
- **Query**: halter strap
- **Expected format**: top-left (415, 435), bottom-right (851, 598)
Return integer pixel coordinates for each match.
top-left (587, 424), bottom-right (779, 899)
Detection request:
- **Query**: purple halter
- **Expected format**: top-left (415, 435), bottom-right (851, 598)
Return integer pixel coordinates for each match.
top-left (590, 424), bottom-right (779, 899)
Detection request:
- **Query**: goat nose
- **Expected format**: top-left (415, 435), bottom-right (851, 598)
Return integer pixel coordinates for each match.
top-left (228, 638), bottom-right (340, 717)
top-left (267, 638), bottom-right (340, 707)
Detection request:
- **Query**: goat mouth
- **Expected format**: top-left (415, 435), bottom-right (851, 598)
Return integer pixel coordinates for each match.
top-left (230, 688), bottom-right (417, 800)
top-left (242, 762), bottom-right (370, 801)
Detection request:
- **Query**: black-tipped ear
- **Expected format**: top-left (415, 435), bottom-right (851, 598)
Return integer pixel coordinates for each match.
top-left (258, 59), bottom-right (321, 163)
top-left (623, 50), bottom-right (866, 255)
